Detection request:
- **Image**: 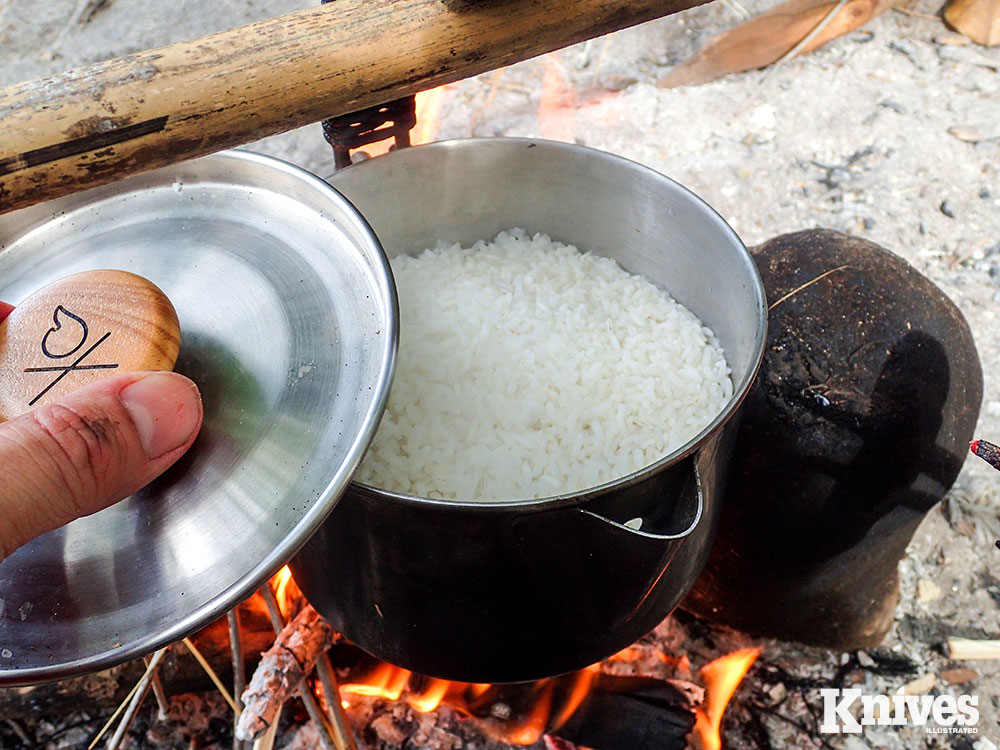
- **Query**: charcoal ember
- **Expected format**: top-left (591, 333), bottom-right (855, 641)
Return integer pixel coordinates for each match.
top-left (683, 228), bottom-right (982, 650)
top-left (555, 674), bottom-right (695, 750)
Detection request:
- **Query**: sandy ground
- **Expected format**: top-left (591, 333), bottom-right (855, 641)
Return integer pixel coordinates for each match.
top-left (2, 0), bottom-right (1000, 746)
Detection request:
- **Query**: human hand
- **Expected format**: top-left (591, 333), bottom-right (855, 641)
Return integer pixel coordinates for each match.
top-left (0, 300), bottom-right (203, 560)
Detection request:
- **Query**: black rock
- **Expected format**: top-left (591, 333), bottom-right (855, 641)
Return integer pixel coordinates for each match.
top-left (682, 229), bottom-right (982, 650)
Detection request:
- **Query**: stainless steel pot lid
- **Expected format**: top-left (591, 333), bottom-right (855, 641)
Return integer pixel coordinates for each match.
top-left (0, 150), bottom-right (397, 685)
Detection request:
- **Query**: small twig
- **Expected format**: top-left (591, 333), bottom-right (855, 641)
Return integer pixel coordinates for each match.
top-left (144, 655), bottom-right (171, 722)
top-left (229, 608), bottom-right (247, 750)
top-left (252, 703), bottom-right (283, 750)
top-left (723, 0), bottom-right (752, 20)
top-left (316, 653), bottom-right (358, 750)
top-left (747, 0), bottom-right (851, 103)
top-left (750, 699), bottom-right (835, 749)
top-left (261, 585), bottom-right (285, 632)
top-left (468, 69), bottom-right (505, 136)
top-left (775, 0), bottom-right (852, 65)
top-left (893, 5), bottom-right (940, 20)
top-left (5, 719), bottom-right (31, 745)
top-left (106, 650), bottom-right (166, 750)
top-left (66, 0), bottom-right (109, 26)
top-left (52, 0), bottom-right (109, 48)
top-left (948, 637), bottom-right (1000, 660)
top-left (768, 265), bottom-right (854, 310)
top-left (970, 439), bottom-right (1000, 472)
top-left (88, 649), bottom-right (168, 750)
top-left (590, 37), bottom-right (611, 86)
top-left (182, 637), bottom-right (241, 714)
top-left (948, 237), bottom-right (993, 269)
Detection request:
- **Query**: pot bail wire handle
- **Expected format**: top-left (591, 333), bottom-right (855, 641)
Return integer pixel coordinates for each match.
top-left (509, 458), bottom-right (705, 637)
top-left (575, 457), bottom-right (704, 541)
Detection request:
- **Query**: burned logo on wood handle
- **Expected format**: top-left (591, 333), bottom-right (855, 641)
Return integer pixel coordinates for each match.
top-left (24, 305), bottom-right (119, 406)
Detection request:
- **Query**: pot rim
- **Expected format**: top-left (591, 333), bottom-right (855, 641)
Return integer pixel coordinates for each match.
top-left (345, 137), bottom-right (767, 511)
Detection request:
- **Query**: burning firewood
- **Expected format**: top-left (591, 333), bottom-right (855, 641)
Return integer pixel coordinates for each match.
top-left (970, 438), bottom-right (1000, 471)
top-left (658, 0), bottom-right (901, 88)
top-left (236, 605), bottom-right (335, 741)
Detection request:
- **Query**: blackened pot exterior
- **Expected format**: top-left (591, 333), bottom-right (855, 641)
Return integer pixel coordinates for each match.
top-left (291, 138), bottom-right (767, 683)
top-left (292, 430), bottom-right (733, 683)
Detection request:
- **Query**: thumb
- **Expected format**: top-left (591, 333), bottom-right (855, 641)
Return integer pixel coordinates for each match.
top-left (0, 371), bottom-right (203, 559)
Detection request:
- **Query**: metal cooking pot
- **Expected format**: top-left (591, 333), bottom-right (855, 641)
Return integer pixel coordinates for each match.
top-left (291, 138), bottom-right (767, 683)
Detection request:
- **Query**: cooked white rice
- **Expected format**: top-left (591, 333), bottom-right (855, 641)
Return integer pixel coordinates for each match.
top-left (355, 229), bottom-right (733, 500)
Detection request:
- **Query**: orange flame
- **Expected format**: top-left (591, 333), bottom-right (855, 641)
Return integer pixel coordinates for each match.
top-left (265, 565), bottom-right (601, 744)
top-left (408, 677), bottom-right (451, 713)
top-left (342, 663), bottom-right (412, 701)
top-left (692, 647), bottom-right (761, 750)
top-left (412, 86), bottom-right (448, 146)
top-left (333, 661), bottom-right (602, 745)
top-left (468, 683), bottom-right (492, 699)
top-left (503, 681), bottom-right (555, 746)
top-left (353, 86), bottom-right (448, 161)
top-left (271, 565), bottom-right (294, 619)
top-left (550, 664), bottom-right (599, 732)
top-left (608, 646), bottom-right (640, 661)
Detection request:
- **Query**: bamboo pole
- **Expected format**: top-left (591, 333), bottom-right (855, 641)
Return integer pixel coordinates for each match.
top-left (0, 0), bottom-right (705, 215)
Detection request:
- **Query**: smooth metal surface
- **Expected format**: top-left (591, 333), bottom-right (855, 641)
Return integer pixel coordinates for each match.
top-left (294, 138), bottom-right (767, 682)
top-left (329, 138), bottom-right (767, 492)
top-left (0, 151), bottom-right (397, 685)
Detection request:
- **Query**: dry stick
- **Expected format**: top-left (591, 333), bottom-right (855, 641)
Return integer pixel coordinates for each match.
top-left (969, 439), bottom-right (1000, 550)
top-left (148, 668), bottom-right (171, 722)
top-left (970, 439), bottom-right (1000, 472)
top-left (4, 719), bottom-right (31, 745)
top-left (52, 0), bottom-right (106, 47)
top-left (87, 649), bottom-right (168, 750)
top-left (106, 650), bottom-right (166, 750)
top-left (182, 637), bottom-right (241, 714)
top-left (228, 608), bottom-right (248, 750)
top-left (315, 654), bottom-right (359, 750)
top-left (252, 585), bottom-right (340, 750)
top-left (947, 637), bottom-right (1000, 660)
top-left (893, 5), bottom-right (941, 19)
top-left (722, 0), bottom-right (753, 20)
top-left (949, 237), bottom-right (994, 269)
top-left (467, 69), bottom-right (505, 138)
top-left (768, 265), bottom-right (855, 311)
top-left (591, 37), bottom-right (612, 85)
top-left (745, 0), bottom-right (851, 103)
top-left (252, 705), bottom-right (283, 750)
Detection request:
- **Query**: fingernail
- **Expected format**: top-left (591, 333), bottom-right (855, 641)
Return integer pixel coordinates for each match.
top-left (119, 372), bottom-right (202, 459)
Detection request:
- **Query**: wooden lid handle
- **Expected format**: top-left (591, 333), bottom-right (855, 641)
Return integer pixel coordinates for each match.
top-left (0, 270), bottom-right (180, 421)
